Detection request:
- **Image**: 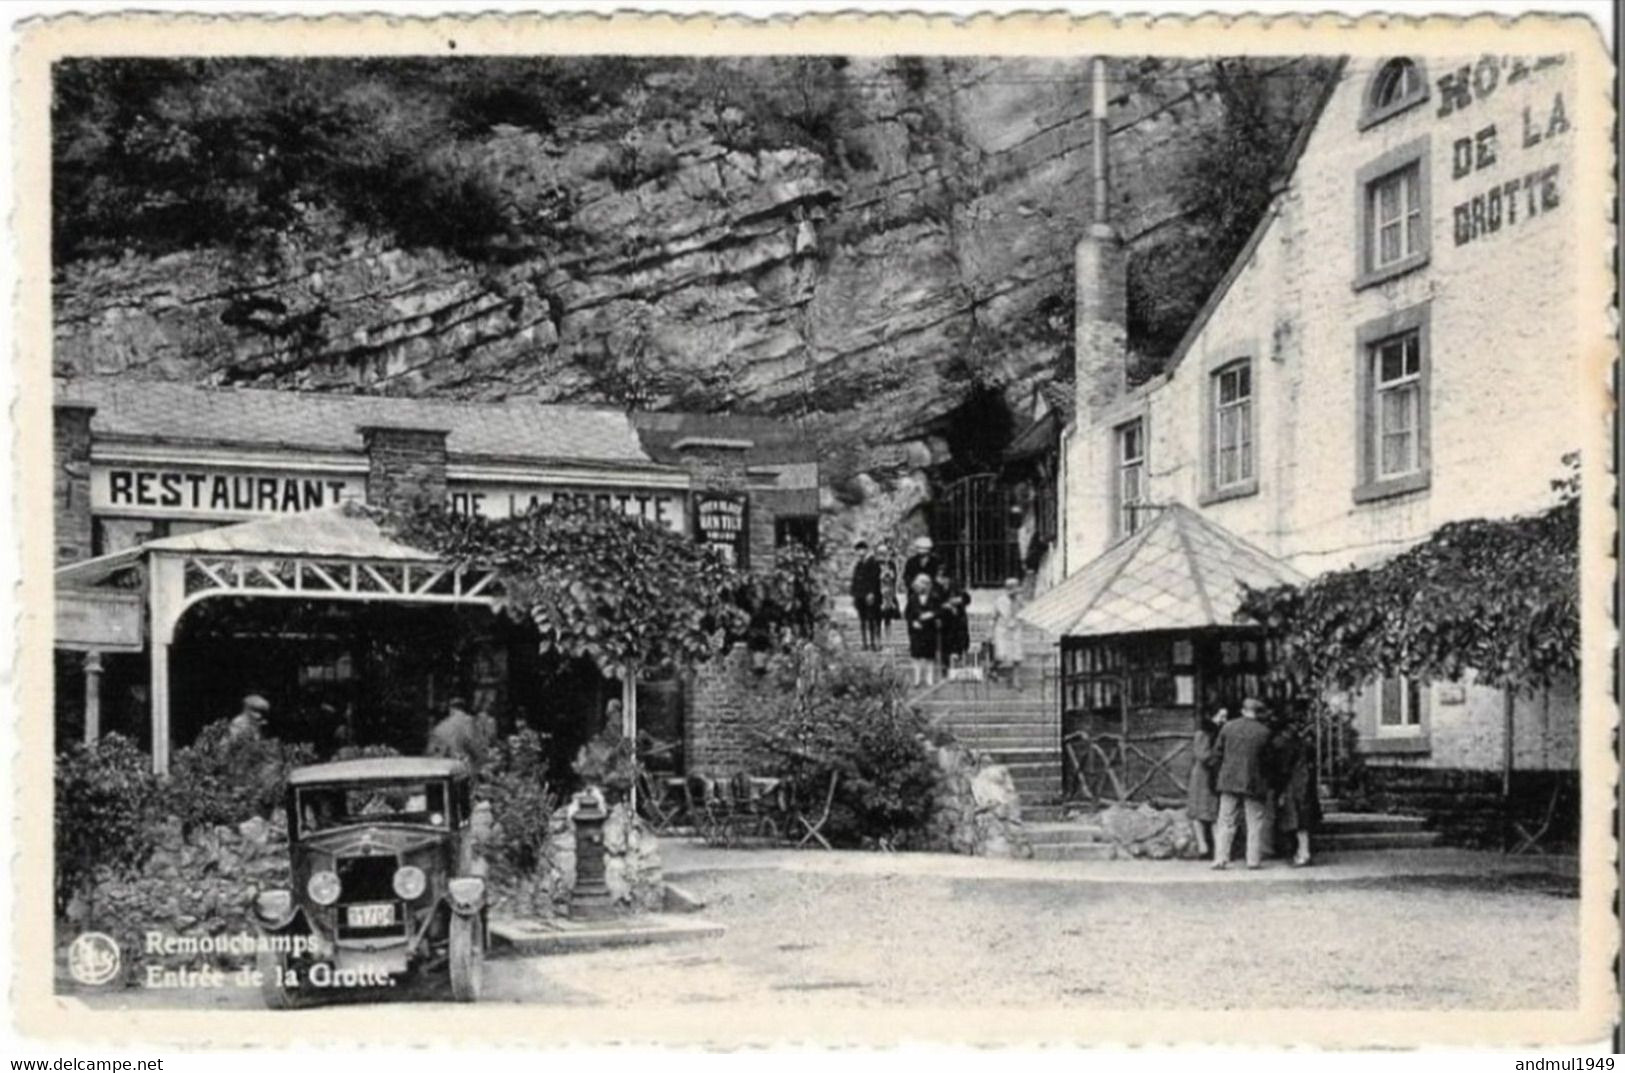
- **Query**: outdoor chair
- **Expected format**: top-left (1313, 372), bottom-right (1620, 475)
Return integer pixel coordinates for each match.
top-left (790, 770), bottom-right (839, 850)
top-left (722, 772), bottom-right (780, 844)
top-left (686, 774), bottom-right (730, 846)
top-left (636, 767), bottom-right (687, 834)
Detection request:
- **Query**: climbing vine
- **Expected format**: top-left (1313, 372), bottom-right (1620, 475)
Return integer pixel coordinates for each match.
top-left (384, 498), bottom-right (830, 680)
top-left (1238, 470), bottom-right (1579, 696)
top-left (387, 499), bottom-right (747, 680)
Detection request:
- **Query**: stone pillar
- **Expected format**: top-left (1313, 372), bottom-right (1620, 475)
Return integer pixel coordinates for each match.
top-left (360, 425), bottom-right (449, 515)
top-left (54, 403), bottom-right (96, 565)
top-left (83, 650), bottom-right (103, 745)
top-left (1073, 223), bottom-right (1128, 419)
top-left (674, 437), bottom-right (752, 567)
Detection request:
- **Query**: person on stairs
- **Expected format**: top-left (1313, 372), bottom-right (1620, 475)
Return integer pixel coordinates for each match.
top-left (903, 535), bottom-right (940, 590)
top-left (991, 576), bottom-right (1027, 690)
top-left (936, 572), bottom-right (971, 675)
top-left (904, 571), bottom-right (941, 688)
top-left (877, 540), bottom-right (901, 645)
top-left (849, 540), bottom-right (884, 652)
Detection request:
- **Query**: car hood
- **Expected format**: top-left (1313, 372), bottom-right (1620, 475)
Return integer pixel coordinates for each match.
top-left (302, 825), bottom-right (446, 858)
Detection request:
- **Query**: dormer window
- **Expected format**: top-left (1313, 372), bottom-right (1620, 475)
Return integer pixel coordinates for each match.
top-left (1359, 57), bottom-right (1429, 130)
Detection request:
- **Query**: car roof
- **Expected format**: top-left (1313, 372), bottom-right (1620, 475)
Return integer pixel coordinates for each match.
top-left (287, 756), bottom-right (467, 786)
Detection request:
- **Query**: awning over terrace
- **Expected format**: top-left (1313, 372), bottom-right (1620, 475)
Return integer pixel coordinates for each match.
top-left (55, 502), bottom-right (521, 773)
top-left (1022, 504), bottom-right (1306, 638)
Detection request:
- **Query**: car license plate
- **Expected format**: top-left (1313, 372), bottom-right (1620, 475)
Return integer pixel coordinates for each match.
top-left (345, 902), bottom-right (395, 928)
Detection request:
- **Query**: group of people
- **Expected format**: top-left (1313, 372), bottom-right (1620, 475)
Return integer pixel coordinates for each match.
top-left (1186, 696), bottom-right (1320, 869)
top-left (849, 535), bottom-right (1028, 688)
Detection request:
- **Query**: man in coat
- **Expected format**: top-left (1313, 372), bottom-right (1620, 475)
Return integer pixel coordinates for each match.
top-left (427, 697), bottom-right (490, 770)
top-left (849, 541), bottom-right (884, 651)
top-left (1209, 696), bottom-right (1274, 869)
top-left (226, 694), bottom-right (270, 742)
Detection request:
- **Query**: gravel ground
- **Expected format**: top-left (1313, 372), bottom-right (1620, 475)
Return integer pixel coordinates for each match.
top-left (517, 869), bottom-right (1578, 1010)
top-left (72, 867), bottom-right (1577, 1012)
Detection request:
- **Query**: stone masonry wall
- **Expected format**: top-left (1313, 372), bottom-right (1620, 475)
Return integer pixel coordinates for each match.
top-left (362, 425), bottom-right (449, 515)
top-left (54, 404), bottom-right (96, 564)
top-left (685, 645), bottom-right (767, 776)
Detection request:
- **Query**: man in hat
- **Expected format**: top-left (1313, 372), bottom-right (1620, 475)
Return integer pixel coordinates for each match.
top-left (902, 535), bottom-right (940, 590)
top-left (849, 540), bottom-right (883, 651)
top-left (227, 694), bottom-right (270, 742)
top-left (427, 697), bottom-right (490, 770)
top-left (1209, 697), bottom-right (1274, 869)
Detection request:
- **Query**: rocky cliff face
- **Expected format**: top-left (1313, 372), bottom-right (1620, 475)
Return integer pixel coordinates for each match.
top-left (53, 56), bottom-right (1328, 537)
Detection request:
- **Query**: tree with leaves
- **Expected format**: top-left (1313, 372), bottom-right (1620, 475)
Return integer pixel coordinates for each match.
top-left (388, 499), bottom-right (748, 681)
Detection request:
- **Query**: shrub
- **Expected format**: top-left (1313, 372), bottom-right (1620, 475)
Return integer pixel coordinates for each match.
top-left (54, 734), bottom-right (160, 914)
top-left (165, 721), bottom-right (317, 833)
top-left (571, 724), bottom-right (636, 803)
top-left (750, 643), bottom-right (940, 848)
top-left (477, 728), bottom-right (559, 882)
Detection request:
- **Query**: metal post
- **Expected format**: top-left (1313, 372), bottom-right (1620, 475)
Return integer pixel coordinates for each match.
top-left (82, 650), bottom-right (103, 745)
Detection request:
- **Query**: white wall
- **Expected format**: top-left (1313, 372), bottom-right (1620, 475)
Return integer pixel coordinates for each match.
top-left (1062, 56), bottom-right (1585, 771)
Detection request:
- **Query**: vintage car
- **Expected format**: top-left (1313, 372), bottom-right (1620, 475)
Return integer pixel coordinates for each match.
top-left (252, 757), bottom-right (487, 1006)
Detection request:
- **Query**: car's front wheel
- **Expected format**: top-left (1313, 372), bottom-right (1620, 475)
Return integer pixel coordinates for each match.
top-left (448, 912), bottom-right (483, 1002)
top-left (256, 946), bottom-right (309, 1010)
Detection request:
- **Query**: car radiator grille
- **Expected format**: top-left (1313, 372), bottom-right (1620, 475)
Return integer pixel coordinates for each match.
top-left (335, 855), bottom-right (406, 941)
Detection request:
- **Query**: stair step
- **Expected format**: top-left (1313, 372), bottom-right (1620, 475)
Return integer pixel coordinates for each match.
top-left (1320, 812), bottom-right (1430, 834)
top-left (1317, 830), bottom-right (1442, 851)
top-left (1022, 804), bottom-right (1068, 822)
top-left (1030, 842), bottom-right (1117, 862)
top-left (1025, 823), bottom-right (1108, 845)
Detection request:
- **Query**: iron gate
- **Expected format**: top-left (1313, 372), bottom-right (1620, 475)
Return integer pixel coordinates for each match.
top-left (932, 473), bottom-right (1022, 588)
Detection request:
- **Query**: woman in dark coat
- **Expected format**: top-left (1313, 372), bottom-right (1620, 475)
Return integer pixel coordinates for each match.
top-left (1186, 707), bottom-right (1226, 857)
top-left (936, 573), bottom-right (971, 674)
top-left (1272, 719), bottom-right (1321, 866)
top-left (904, 571), bottom-right (940, 688)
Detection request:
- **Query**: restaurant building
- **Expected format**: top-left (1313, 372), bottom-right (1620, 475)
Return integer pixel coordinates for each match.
top-left (53, 378), bottom-right (820, 779)
top-left (1028, 54), bottom-right (1588, 838)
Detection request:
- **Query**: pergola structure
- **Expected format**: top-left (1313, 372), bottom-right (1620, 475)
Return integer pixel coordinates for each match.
top-left (55, 502), bottom-right (540, 773)
top-left (1021, 504), bottom-right (1307, 803)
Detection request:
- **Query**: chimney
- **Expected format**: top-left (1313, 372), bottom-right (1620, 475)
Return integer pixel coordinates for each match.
top-left (1074, 56), bottom-right (1129, 418)
top-left (360, 424), bottom-right (449, 515)
top-left (54, 402), bottom-right (97, 565)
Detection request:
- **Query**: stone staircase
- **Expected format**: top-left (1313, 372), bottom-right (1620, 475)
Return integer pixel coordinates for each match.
top-left (1315, 810), bottom-right (1443, 852)
top-left (908, 661), bottom-right (1063, 807)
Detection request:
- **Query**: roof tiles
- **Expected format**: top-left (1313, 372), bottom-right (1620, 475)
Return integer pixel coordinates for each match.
top-left (56, 378), bottom-right (656, 466)
top-left (1021, 504), bottom-right (1306, 637)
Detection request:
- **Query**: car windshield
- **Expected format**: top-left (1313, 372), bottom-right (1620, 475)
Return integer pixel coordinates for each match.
top-left (296, 781), bottom-right (449, 834)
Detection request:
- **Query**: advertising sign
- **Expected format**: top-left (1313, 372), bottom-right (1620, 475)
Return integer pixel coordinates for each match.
top-left (56, 591), bottom-right (144, 652)
top-left (91, 465), bottom-right (364, 520)
top-left (446, 483), bottom-right (686, 534)
top-left (692, 491), bottom-right (749, 567)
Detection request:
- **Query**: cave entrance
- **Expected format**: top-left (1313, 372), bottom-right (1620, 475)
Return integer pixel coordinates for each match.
top-left (928, 385), bottom-right (1022, 589)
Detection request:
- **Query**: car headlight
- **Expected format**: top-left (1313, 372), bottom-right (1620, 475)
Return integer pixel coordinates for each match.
top-left (447, 876), bottom-right (485, 910)
top-left (392, 865), bottom-right (427, 901)
top-left (255, 889), bottom-right (293, 923)
top-left (307, 870), bottom-right (342, 906)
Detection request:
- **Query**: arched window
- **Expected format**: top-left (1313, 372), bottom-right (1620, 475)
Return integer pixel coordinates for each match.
top-left (1360, 57), bottom-right (1429, 130)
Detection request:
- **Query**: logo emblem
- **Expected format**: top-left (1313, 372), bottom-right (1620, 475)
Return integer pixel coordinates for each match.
top-left (67, 932), bottom-right (120, 986)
